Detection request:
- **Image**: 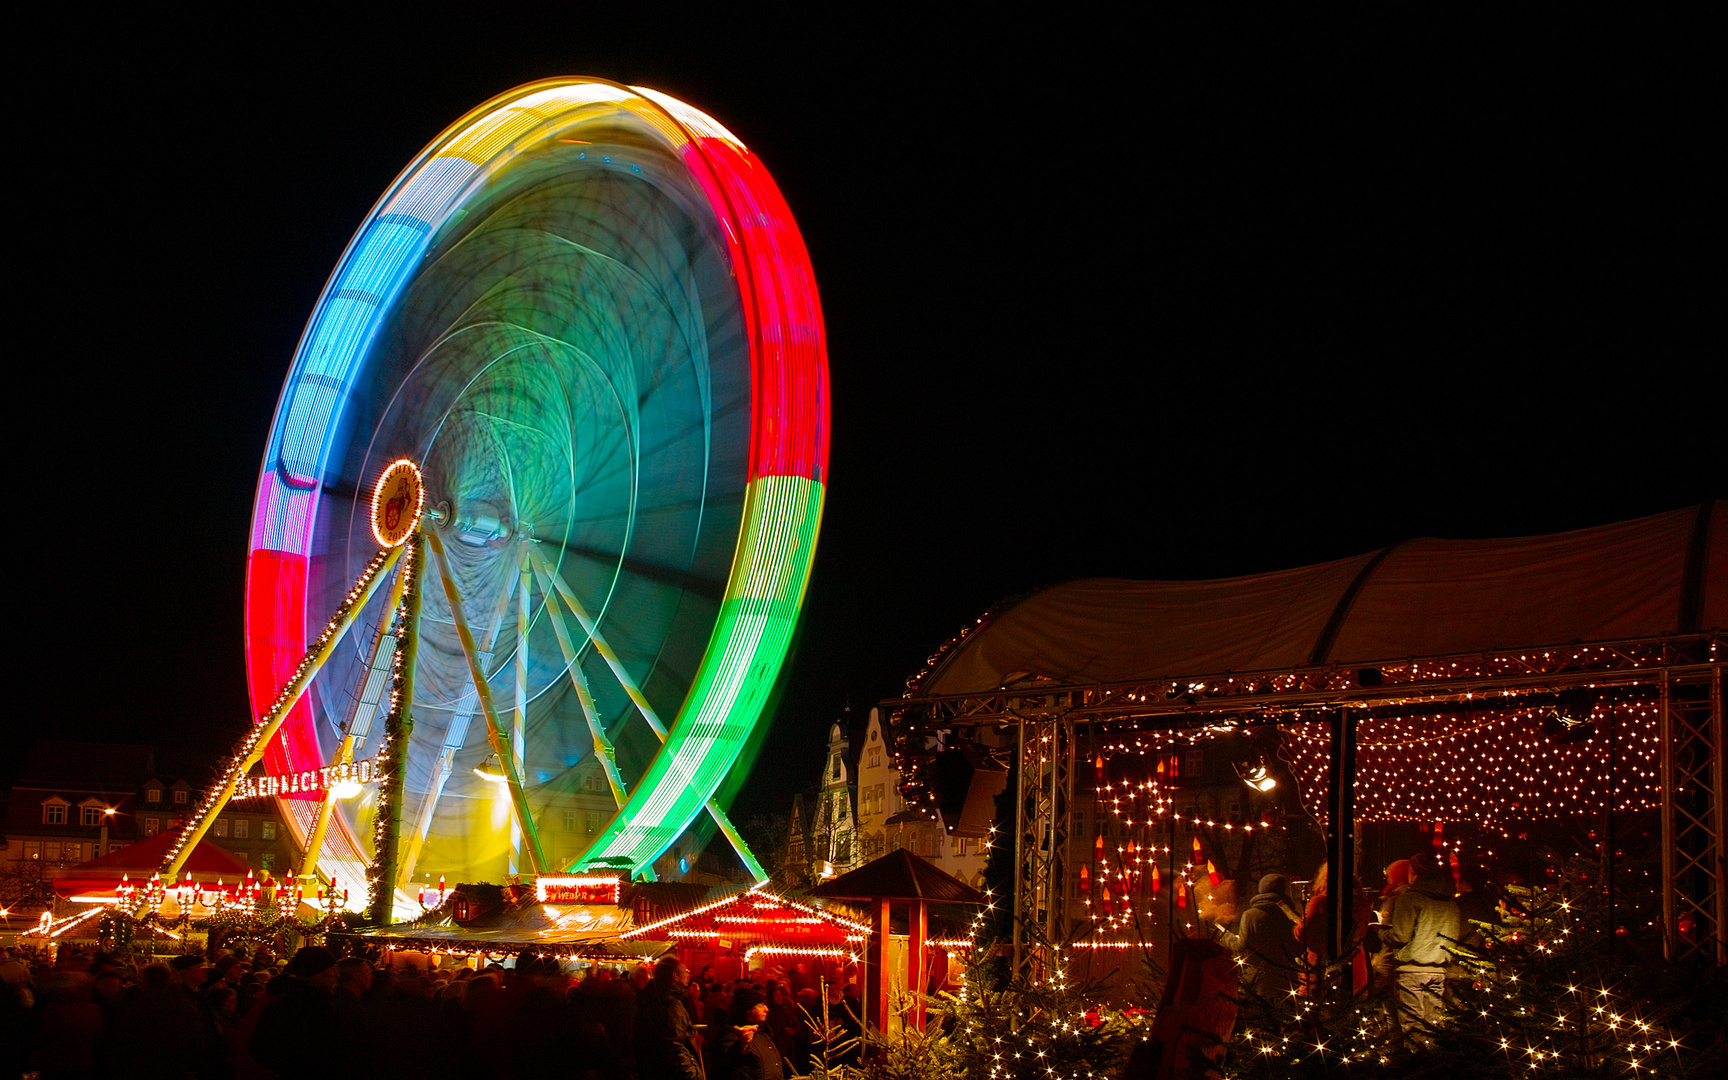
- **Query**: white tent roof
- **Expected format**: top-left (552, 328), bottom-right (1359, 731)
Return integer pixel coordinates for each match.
top-left (922, 502), bottom-right (1724, 695)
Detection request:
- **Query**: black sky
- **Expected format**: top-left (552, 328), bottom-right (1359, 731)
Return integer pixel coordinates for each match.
top-left (10, 15), bottom-right (1719, 819)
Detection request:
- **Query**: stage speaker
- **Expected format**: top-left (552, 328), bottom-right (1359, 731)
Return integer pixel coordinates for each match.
top-left (935, 746), bottom-right (1009, 838)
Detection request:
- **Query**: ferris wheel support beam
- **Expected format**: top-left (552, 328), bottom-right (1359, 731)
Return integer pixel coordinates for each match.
top-left (510, 556), bottom-right (532, 875)
top-left (398, 555), bottom-right (523, 887)
top-left (528, 546), bottom-right (668, 737)
top-left (162, 543), bottom-right (406, 883)
top-left (425, 528), bottom-right (550, 876)
top-left (530, 553), bottom-right (767, 882)
top-left (533, 560), bottom-right (630, 807)
top-left (301, 557), bottom-right (414, 887)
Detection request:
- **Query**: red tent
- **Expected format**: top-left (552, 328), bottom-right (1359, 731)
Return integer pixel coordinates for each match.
top-left (52, 830), bottom-right (254, 900)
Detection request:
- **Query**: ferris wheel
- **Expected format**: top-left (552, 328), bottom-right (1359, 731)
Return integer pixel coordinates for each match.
top-left (161, 79), bottom-right (828, 917)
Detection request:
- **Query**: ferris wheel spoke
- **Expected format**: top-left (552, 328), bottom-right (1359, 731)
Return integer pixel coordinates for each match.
top-left (425, 527), bottom-right (549, 876)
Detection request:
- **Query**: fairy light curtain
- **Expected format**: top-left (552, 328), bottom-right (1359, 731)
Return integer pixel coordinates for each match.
top-left (1279, 701), bottom-right (1661, 827)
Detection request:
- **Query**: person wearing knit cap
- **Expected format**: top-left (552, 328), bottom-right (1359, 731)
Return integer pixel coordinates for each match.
top-left (1236, 873), bottom-right (1305, 1000)
top-left (717, 986), bottom-right (788, 1080)
top-left (1380, 852), bottom-right (1462, 1050)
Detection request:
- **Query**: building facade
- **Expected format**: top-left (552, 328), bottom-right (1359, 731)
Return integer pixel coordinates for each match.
top-left (0, 741), bottom-right (301, 879)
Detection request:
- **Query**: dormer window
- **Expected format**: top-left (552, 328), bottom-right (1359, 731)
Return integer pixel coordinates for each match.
top-left (43, 802), bottom-right (67, 826)
top-left (172, 789), bottom-right (188, 805)
top-left (146, 789), bottom-right (161, 803)
top-left (82, 806), bottom-right (104, 826)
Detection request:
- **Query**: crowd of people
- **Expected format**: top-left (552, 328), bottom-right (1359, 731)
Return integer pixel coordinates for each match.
top-left (0, 939), bottom-right (863, 1080)
top-left (1213, 850), bottom-right (1522, 1051)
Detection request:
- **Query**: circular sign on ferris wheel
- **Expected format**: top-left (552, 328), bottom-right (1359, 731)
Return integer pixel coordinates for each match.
top-left (370, 460), bottom-right (425, 548)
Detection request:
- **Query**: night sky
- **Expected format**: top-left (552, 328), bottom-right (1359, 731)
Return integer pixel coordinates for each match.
top-left (11, 17), bottom-right (1718, 823)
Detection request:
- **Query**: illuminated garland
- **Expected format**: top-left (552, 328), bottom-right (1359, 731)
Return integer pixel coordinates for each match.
top-left (368, 539), bottom-right (420, 919)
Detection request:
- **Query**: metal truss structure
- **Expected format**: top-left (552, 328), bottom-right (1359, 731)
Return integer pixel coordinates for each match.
top-left (1012, 714), bottom-right (1076, 981)
top-left (891, 633), bottom-right (1725, 973)
top-left (1661, 664), bottom-right (1726, 963)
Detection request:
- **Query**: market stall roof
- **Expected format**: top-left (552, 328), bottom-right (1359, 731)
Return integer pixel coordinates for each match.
top-left (807, 849), bottom-right (987, 905)
top-left (920, 502), bottom-right (1724, 695)
top-left (621, 886), bottom-right (872, 943)
top-left (53, 830), bottom-right (253, 898)
top-left (354, 886), bottom-right (660, 960)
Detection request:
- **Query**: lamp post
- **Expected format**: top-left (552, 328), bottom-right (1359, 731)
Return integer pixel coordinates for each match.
top-left (100, 807), bottom-right (115, 856)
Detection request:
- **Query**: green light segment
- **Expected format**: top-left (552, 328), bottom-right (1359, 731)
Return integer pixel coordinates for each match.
top-left (573, 474), bottom-right (824, 875)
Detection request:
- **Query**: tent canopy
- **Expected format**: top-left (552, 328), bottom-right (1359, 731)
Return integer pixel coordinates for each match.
top-left (922, 502), bottom-right (1723, 695)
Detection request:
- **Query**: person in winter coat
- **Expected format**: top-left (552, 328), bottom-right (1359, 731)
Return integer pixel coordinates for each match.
top-left (634, 957), bottom-right (704, 1080)
top-left (716, 987), bottom-right (787, 1080)
top-left (1295, 862), bottom-right (1376, 996)
top-left (1236, 874), bottom-right (1304, 1000)
top-left (1380, 853), bottom-right (1463, 1050)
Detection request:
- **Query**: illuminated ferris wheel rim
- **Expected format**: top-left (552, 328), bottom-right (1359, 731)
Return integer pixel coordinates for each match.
top-left (243, 77), bottom-right (829, 888)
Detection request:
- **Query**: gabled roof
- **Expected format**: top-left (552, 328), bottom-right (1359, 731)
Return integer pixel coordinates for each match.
top-left (921, 502), bottom-right (1724, 694)
top-left (52, 830), bottom-right (253, 898)
top-left (621, 886), bottom-right (871, 942)
top-left (807, 849), bottom-right (987, 905)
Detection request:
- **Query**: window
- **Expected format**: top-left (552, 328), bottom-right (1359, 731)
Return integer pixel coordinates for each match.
top-left (586, 812), bottom-right (601, 834)
top-left (234, 819), bottom-right (249, 839)
top-left (23, 841), bottom-right (41, 860)
top-left (634, 896), bottom-right (653, 925)
top-left (63, 843), bottom-right (82, 862)
top-left (143, 817), bottom-right (160, 836)
top-left (43, 804), bottom-right (67, 825)
top-left (562, 810), bottom-right (578, 833)
top-left (1184, 748), bottom-right (1205, 778)
top-left (584, 773), bottom-right (604, 793)
top-left (172, 789), bottom-right (188, 804)
top-left (260, 854), bottom-right (275, 871)
top-left (82, 806), bottom-right (104, 826)
top-left (214, 818), bottom-right (229, 837)
top-left (261, 821), bottom-right (276, 841)
top-left (146, 788), bottom-right (161, 803)
top-left (45, 842), bottom-right (62, 860)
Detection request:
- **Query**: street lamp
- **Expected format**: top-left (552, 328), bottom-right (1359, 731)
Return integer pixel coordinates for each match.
top-left (100, 807), bottom-right (116, 856)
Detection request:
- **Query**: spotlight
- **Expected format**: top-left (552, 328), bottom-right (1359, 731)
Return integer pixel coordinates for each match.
top-left (472, 755), bottom-right (509, 783)
top-left (330, 780), bottom-right (363, 800)
top-left (1235, 759), bottom-right (1277, 793)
